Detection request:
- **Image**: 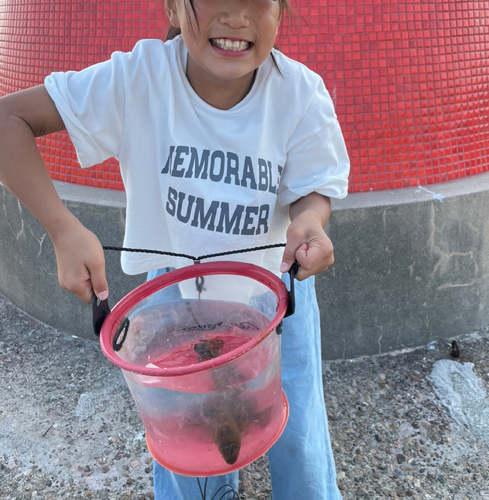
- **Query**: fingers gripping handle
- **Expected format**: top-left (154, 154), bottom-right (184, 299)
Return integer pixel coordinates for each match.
top-left (92, 295), bottom-right (110, 337)
top-left (284, 262), bottom-right (299, 318)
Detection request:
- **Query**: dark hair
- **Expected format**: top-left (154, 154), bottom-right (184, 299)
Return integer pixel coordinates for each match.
top-left (165, 0), bottom-right (292, 72)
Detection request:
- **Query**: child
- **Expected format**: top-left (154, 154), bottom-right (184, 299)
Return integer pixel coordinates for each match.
top-left (0, 0), bottom-right (350, 498)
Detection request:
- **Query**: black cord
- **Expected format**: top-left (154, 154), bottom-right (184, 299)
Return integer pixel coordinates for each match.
top-left (196, 477), bottom-right (240, 500)
top-left (102, 245), bottom-right (196, 261)
top-left (211, 484), bottom-right (240, 500)
top-left (197, 477), bottom-right (207, 499)
top-left (102, 243), bottom-right (286, 262)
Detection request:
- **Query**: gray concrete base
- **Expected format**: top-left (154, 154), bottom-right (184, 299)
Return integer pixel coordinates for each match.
top-left (2, 175), bottom-right (489, 360)
top-left (0, 182), bottom-right (145, 343)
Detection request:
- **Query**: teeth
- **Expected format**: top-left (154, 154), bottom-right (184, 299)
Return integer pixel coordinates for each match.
top-left (212, 38), bottom-right (250, 51)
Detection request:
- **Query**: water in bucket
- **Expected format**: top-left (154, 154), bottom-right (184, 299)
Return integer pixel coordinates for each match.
top-left (99, 263), bottom-right (290, 476)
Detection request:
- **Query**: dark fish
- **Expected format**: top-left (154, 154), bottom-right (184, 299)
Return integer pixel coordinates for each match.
top-left (209, 399), bottom-right (243, 465)
top-left (202, 393), bottom-right (273, 465)
top-left (450, 340), bottom-right (460, 358)
top-left (193, 338), bottom-right (272, 465)
top-left (194, 338), bottom-right (224, 362)
top-left (194, 338), bottom-right (242, 464)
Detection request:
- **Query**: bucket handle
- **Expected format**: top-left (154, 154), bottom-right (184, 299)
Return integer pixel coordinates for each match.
top-left (284, 262), bottom-right (299, 318)
top-left (92, 262), bottom-right (298, 336)
top-left (93, 296), bottom-right (110, 337)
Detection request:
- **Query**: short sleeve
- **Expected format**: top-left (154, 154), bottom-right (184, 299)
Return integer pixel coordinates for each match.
top-left (45, 52), bottom-right (126, 168)
top-left (277, 80), bottom-right (350, 207)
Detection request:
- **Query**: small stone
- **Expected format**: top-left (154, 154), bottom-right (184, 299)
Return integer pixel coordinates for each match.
top-left (34, 481), bottom-right (46, 491)
top-left (397, 454), bottom-right (406, 464)
top-left (101, 466), bottom-right (110, 474)
top-left (130, 460), bottom-right (140, 469)
top-left (355, 487), bottom-right (368, 497)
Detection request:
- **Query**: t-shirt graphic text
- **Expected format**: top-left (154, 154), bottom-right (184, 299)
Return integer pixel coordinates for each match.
top-left (162, 146), bottom-right (283, 236)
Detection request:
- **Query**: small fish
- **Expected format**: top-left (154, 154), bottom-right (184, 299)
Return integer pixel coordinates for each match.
top-left (209, 398), bottom-right (243, 465)
top-left (202, 392), bottom-right (273, 465)
top-left (193, 337), bottom-right (272, 465)
top-left (194, 337), bottom-right (224, 361)
top-left (450, 340), bottom-right (460, 358)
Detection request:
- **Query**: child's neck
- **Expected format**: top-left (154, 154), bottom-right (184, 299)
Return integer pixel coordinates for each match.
top-left (186, 58), bottom-right (257, 110)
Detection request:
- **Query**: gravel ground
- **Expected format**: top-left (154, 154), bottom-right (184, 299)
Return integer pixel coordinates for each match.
top-left (2, 292), bottom-right (489, 500)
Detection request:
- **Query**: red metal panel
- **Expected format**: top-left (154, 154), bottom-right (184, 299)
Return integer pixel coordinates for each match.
top-left (1, 0), bottom-right (489, 192)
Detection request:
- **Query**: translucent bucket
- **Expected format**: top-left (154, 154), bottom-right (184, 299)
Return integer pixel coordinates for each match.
top-left (96, 262), bottom-right (292, 476)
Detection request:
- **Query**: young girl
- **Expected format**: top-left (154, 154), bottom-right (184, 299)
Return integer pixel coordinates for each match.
top-left (0, 0), bottom-right (349, 498)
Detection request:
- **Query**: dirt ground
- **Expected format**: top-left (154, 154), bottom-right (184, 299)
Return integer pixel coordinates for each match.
top-left (2, 292), bottom-right (489, 499)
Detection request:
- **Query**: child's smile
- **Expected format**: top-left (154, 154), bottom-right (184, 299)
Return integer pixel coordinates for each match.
top-left (165, 0), bottom-right (281, 109)
top-left (210, 38), bottom-right (252, 52)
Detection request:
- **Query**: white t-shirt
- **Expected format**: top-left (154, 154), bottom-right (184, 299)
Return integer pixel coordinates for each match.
top-left (45, 36), bottom-right (350, 276)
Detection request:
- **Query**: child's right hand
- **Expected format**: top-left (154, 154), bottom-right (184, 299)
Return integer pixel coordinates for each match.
top-left (0, 85), bottom-right (108, 305)
top-left (50, 219), bottom-right (108, 304)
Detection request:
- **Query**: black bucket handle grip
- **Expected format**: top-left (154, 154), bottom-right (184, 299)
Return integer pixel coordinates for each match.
top-left (284, 262), bottom-right (299, 318)
top-left (92, 295), bottom-right (110, 337)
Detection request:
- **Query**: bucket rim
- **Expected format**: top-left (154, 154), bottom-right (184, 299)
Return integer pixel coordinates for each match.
top-left (99, 261), bottom-right (289, 377)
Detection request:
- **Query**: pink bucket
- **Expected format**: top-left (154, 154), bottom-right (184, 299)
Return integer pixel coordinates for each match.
top-left (94, 261), bottom-right (295, 476)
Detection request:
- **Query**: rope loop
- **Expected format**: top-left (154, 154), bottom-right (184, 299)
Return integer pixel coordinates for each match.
top-left (102, 243), bottom-right (286, 262)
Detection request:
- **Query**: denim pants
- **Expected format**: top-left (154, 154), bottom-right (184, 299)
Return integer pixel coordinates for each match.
top-left (147, 268), bottom-right (342, 500)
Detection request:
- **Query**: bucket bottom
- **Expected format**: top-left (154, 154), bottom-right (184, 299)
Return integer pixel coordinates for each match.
top-left (145, 390), bottom-right (289, 477)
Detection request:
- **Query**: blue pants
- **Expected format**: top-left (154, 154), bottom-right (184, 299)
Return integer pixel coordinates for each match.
top-left (147, 268), bottom-right (342, 500)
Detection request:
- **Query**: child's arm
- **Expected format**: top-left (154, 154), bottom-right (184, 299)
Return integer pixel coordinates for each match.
top-left (0, 85), bottom-right (109, 303)
top-left (280, 192), bottom-right (334, 281)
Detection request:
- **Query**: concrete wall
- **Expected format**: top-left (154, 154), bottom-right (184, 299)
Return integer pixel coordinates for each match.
top-left (0, 183), bottom-right (144, 341)
top-left (2, 176), bottom-right (489, 360)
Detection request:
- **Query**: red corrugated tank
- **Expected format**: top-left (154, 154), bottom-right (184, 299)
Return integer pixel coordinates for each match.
top-left (1, 0), bottom-right (488, 193)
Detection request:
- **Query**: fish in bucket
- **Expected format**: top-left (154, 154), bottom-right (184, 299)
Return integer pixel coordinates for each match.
top-left (93, 261), bottom-right (297, 477)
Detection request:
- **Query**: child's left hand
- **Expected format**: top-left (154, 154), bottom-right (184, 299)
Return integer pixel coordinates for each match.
top-left (280, 193), bottom-right (334, 281)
